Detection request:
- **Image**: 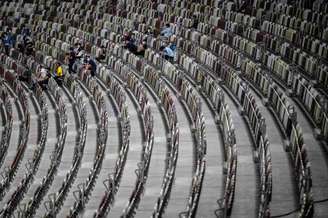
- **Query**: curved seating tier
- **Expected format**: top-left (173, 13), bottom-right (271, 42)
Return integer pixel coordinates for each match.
top-left (0, 68), bottom-right (30, 204)
top-left (0, 66), bottom-right (48, 216)
top-left (0, 82), bottom-right (13, 170)
top-left (19, 77), bottom-right (68, 218)
top-left (93, 67), bottom-right (131, 218)
top-left (66, 68), bottom-right (108, 217)
top-left (43, 74), bottom-right (87, 217)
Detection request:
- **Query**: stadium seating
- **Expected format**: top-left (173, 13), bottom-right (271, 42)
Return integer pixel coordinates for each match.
top-left (0, 0), bottom-right (327, 217)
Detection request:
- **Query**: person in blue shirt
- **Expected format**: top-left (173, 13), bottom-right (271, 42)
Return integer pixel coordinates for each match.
top-left (161, 23), bottom-right (173, 38)
top-left (2, 30), bottom-right (15, 55)
top-left (169, 43), bottom-right (176, 51)
top-left (160, 45), bottom-right (176, 62)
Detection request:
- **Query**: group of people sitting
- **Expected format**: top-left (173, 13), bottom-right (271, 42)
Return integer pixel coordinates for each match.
top-left (1, 25), bottom-right (35, 56)
top-left (65, 42), bottom-right (99, 77)
top-left (123, 31), bottom-right (148, 56)
top-left (17, 25), bottom-right (35, 56)
top-left (123, 23), bottom-right (177, 62)
top-left (18, 61), bottom-right (63, 90)
top-left (4, 20), bottom-right (181, 92)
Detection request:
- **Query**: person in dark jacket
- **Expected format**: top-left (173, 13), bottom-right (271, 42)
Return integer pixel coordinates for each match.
top-left (86, 56), bottom-right (97, 77)
top-left (66, 47), bottom-right (76, 74)
top-left (24, 37), bottom-right (34, 56)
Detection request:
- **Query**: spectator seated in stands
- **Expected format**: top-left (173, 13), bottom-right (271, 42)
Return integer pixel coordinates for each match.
top-left (33, 66), bottom-right (49, 90)
top-left (123, 30), bottom-right (133, 42)
top-left (192, 15), bottom-right (199, 29)
top-left (127, 38), bottom-right (147, 57)
top-left (96, 45), bottom-right (106, 62)
top-left (146, 27), bottom-right (154, 36)
top-left (161, 23), bottom-right (173, 38)
top-left (74, 42), bottom-right (84, 59)
top-left (124, 32), bottom-right (136, 51)
top-left (84, 55), bottom-right (97, 77)
top-left (160, 45), bottom-right (176, 62)
top-left (53, 62), bottom-right (64, 85)
top-left (135, 39), bottom-right (148, 56)
top-left (24, 36), bottom-right (34, 56)
top-left (18, 68), bottom-right (33, 88)
top-left (1, 29), bottom-right (15, 55)
top-left (238, 0), bottom-right (253, 12)
top-left (169, 41), bottom-right (177, 52)
top-left (66, 47), bottom-right (76, 74)
top-left (21, 24), bottom-right (30, 40)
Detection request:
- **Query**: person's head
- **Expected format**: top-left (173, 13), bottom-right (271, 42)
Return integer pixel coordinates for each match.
top-left (75, 42), bottom-right (81, 49)
top-left (159, 46), bottom-right (165, 51)
top-left (83, 55), bottom-right (89, 63)
top-left (55, 62), bottom-right (61, 67)
top-left (166, 23), bottom-right (170, 28)
top-left (40, 67), bottom-right (47, 74)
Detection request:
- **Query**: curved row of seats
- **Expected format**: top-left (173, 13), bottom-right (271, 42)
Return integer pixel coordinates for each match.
top-left (66, 69), bottom-right (109, 216)
top-left (114, 68), bottom-right (155, 217)
top-left (0, 68), bottom-right (30, 203)
top-left (41, 74), bottom-right (87, 217)
top-left (94, 67), bottom-right (131, 217)
top-left (107, 47), bottom-right (207, 217)
top-left (0, 82), bottom-right (13, 170)
top-left (19, 77), bottom-right (68, 218)
top-left (0, 67), bottom-right (48, 217)
top-left (1, 41), bottom-right (68, 218)
top-left (0, 41), bottom-right (63, 215)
